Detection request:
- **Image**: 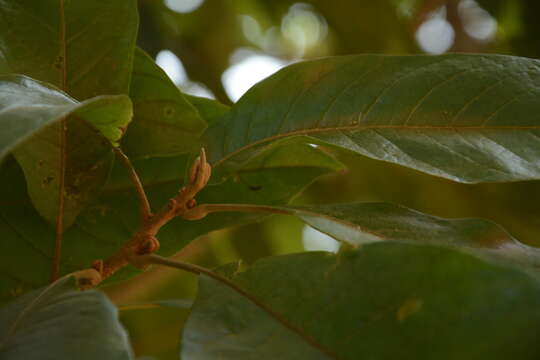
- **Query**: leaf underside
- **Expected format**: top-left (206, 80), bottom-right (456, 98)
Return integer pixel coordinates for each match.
top-left (0, 75), bottom-right (132, 228)
top-left (184, 244), bottom-right (540, 360)
top-left (0, 276), bottom-right (133, 360)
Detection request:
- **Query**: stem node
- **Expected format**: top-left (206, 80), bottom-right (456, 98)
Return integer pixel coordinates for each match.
top-left (83, 148), bottom-right (212, 286)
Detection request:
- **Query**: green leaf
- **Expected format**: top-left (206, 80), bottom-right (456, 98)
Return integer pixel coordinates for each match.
top-left (183, 244), bottom-right (540, 359)
top-left (184, 94), bottom-right (230, 126)
top-left (291, 202), bottom-right (513, 246)
top-left (122, 49), bottom-right (207, 158)
top-left (0, 76), bottom-right (130, 155)
top-left (241, 143), bottom-right (343, 174)
top-left (0, 0), bottom-right (138, 225)
top-left (0, 275), bottom-right (133, 360)
top-left (205, 54), bottom-right (540, 183)
top-left (294, 202), bottom-right (540, 274)
top-left (0, 75), bottom-right (132, 227)
top-left (0, 143), bottom-right (342, 300)
top-left (208, 202), bottom-right (540, 276)
top-left (0, 0), bottom-right (138, 100)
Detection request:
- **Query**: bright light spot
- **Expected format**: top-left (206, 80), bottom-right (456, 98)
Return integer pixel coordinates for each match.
top-left (182, 82), bottom-right (215, 99)
top-left (459, 0), bottom-right (497, 41)
top-left (155, 50), bottom-right (187, 84)
top-left (281, 3), bottom-right (327, 57)
top-left (222, 50), bottom-right (287, 102)
top-left (238, 16), bottom-right (282, 55)
top-left (302, 225), bottom-right (340, 252)
top-left (164, 0), bottom-right (204, 13)
top-left (261, 26), bottom-right (282, 54)
top-left (241, 15), bottom-right (263, 45)
top-left (415, 7), bottom-right (455, 54)
top-left (156, 50), bottom-right (215, 99)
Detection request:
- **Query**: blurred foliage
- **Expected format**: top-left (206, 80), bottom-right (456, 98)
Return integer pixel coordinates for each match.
top-left (111, 1), bottom-right (540, 358)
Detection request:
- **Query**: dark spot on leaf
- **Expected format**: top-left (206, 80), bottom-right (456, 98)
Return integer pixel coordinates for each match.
top-left (237, 175), bottom-right (262, 190)
top-left (42, 176), bottom-right (54, 186)
top-left (164, 106), bottom-right (175, 118)
top-left (53, 55), bottom-right (63, 70)
top-left (37, 160), bottom-right (44, 167)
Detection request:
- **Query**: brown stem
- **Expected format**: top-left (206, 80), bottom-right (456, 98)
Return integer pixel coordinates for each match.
top-left (106, 235), bottom-right (212, 304)
top-left (51, 119), bottom-right (66, 282)
top-left (113, 147), bottom-right (152, 221)
top-left (51, 0), bottom-right (68, 283)
top-left (90, 148), bottom-right (212, 281)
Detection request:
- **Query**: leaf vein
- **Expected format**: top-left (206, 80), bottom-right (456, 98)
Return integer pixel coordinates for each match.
top-left (404, 68), bottom-right (471, 126)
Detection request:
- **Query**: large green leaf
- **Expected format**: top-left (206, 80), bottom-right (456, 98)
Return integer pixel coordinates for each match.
top-left (0, 143), bottom-right (342, 300)
top-left (0, 75), bottom-right (132, 227)
top-left (205, 54), bottom-right (540, 183)
top-left (0, 0), bottom-right (138, 226)
top-left (208, 202), bottom-right (540, 276)
top-left (0, 0), bottom-right (138, 100)
top-left (122, 49), bottom-right (206, 158)
top-left (295, 203), bottom-right (540, 274)
top-left (0, 275), bottom-right (133, 359)
top-left (183, 244), bottom-right (540, 359)
top-left (292, 202), bottom-right (517, 247)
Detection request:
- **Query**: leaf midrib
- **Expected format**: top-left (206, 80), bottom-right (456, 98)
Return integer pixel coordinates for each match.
top-left (0, 276), bottom-right (69, 348)
top-left (213, 123), bottom-right (540, 167)
top-left (52, 0), bottom-right (68, 281)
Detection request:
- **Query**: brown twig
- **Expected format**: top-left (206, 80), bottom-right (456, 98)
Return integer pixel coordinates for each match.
top-left (51, 119), bottom-right (67, 282)
top-left (87, 148), bottom-right (211, 284)
top-left (106, 234), bottom-right (212, 304)
top-left (113, 147), bottom-right (152, 221)
top-left (51, 0), bottom-right (68, 283)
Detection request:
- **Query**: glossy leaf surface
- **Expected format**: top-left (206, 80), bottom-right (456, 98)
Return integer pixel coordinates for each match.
top-left (0, 0), bottom-right (138, 226)
top-left (205, 54), bottom-right (540, 183)
top-left (183, 244), bottom-right (540, 359)
top-left (0, 275), bottom-right (133, 359)
top-left (214, 202), bottom-right (540, 276)
top-left (295, 202), bottom-right (540, 275)
top-left (0, 76), bottom-right (132, 227)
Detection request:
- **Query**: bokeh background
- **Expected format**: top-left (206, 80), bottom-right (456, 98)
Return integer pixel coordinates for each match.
top-left (108, 1), bottom-right (540, 358)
